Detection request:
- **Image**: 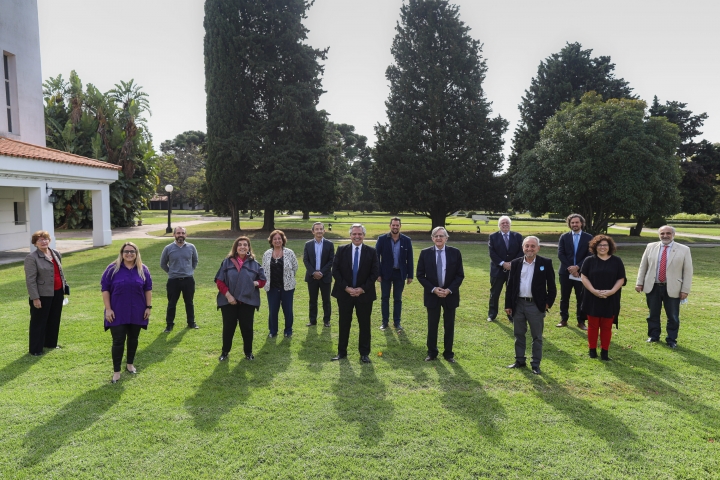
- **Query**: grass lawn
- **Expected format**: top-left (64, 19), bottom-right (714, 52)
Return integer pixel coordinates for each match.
top-left (1, 239), bottom-right (719, 478)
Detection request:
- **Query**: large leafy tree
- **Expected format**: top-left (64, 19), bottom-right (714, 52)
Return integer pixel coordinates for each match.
top-left (43, 71), bottom-right (156, 228)
top-left (373, 0), bottom-right (507, 228)
top-left (326, 122), bottom-right (373, 211)
top-left (204, 0), bottom-right (334, 231)
top-left (509, 42), bottom-right (634, 207)
top-left (159, 131), bottom-right (207, 210)
top-left (514, 93), bottom-right (681, 234)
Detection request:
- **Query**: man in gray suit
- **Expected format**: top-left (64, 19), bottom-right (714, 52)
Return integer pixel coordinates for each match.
top-left (636, 226), bottom-right (693, 349)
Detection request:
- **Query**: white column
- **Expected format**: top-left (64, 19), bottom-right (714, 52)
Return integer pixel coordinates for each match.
top-left (27, 185), bottom-right (56, 249)
top-left (92, 185), bottom-right (112, 246)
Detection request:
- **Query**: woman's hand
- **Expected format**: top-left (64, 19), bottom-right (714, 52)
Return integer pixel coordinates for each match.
top-left (32, 298), bottom-right (42, 309)
top-left (105, 309), bottom-right (116, 322)
top-left (144, 307), bottom-right (151, 320)
top-left (226, 292), bottom-right (237, 305)
top-left (253, 281), bottom-right (259, 288)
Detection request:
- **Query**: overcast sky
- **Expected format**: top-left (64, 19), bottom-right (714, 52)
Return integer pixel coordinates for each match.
top-left (37, 0), bottom-right (720, 168)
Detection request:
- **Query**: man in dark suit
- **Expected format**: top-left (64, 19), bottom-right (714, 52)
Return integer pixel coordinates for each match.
top-left (375, 217), bottom-right (413, 332)
top-left (556, 213), bottom-right (593, 330)
top-left (505, 236), bottom-right (556, 375)
top-left (417, 227), bottom-right (465, 363)
top-left (487, 216), bottom-right (523, 322)
top-left (331, 224), bottom-right (379, 363)
top-left (303, 222), bottom-right (335, 327)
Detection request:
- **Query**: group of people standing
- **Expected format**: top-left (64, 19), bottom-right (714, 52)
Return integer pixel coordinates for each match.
top-left (21, 213), bottom-right (693, 381)
top-left (488, 214), bottom-right (693, 375)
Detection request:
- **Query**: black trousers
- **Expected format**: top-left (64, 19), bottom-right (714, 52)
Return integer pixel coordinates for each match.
top-left (488, 273), bottom-right (510, 320)
top-left (220, 303), bottom-right (255, 356)
top-left (166, 277), bottom-right (196, 326)
top-left (307, 279), bottom-right (332, 324)
top-left (337, 298), bottom-right (373, 356)
top-left (109, 324), bottom-right (143, 372)
top-left (559, 274), bottom-right (586, 323)
top-left (28, 288), bottom-right (64, 354)
top-left (427, 303), bottom-right (456, 359)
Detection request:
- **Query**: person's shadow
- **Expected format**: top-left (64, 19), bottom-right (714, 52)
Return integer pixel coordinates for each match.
top-left (21, 383), bottom-right (124, 466)
top-left (331, 361), bottom-right (394, 444)
top-left (135, 328), bottom-right (190, 371)
top-left (0, 354), bottom-right (42, 389)
top-left (184, 332), bottom-right (291, 430)
top-left (297, 324), bottom-right (334, 372)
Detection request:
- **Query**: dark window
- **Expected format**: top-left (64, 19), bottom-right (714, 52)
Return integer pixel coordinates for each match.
top-left (14, 202), bottom-right (26, 225)
top-left (4, 54), bottom-right (11, 132)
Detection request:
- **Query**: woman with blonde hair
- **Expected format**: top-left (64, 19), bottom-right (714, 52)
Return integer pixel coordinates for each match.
top-left (101, 242), bottom-right (153, 383)
top-left (214, 236), bottom-right (266, 361)
top-left (262, 230), bottom-right (298, 338)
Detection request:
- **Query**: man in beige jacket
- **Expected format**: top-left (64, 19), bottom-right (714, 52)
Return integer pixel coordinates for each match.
top-left (636, 226), bottom-right (693, 348)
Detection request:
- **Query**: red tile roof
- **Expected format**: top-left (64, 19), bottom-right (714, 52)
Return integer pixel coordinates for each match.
top-left (0, 136), bottom-right (122, 171)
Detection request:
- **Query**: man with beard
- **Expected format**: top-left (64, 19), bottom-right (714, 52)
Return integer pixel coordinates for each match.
top-left (160, 227), bottom-right (199, 332)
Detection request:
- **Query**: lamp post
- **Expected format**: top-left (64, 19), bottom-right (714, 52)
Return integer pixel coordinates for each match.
top-left (165, 184), bottom-right (174, 234)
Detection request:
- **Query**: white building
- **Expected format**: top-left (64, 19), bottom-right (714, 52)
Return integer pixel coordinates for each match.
top-left (0, 0), bottom-right (119, 251)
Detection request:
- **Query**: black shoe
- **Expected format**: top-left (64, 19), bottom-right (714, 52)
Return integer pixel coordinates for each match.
top-left (600, 349), bottom-right (612, 361)
top-left (245, 354), bottom-right (255, 360)
top-left (445, 357), bottom-right (456, 363)
top-left (163, 326), bottom-right (173, 333)
top-left (424, 355), bottom-right (437, 362)
top-left (379, 324), bottom-right (388, 331)
top-left (667, 341), bottom-right (677, 349)
top-left (507, 362), bottom-right (526, 369)
top-left (646, 337), bottom-right (659, 343)
top-left (268, 333), bottom-right (276, 338)
top-left (360, 355), bottom-right (371, 364)
top-left (589, 348), bottom-right (598, 359)
top-left (284, 333), bottom-right (292, 338)
top-left (556, 321), bottom-right (568, 327)
top-left (577, 323), bottom-right (588, 331)
top-left (395, 325), bottom-right (403, 332)
top-left (331, 354), bottom-right (347, 361)
top-left (188, 323), bottom-right (199, 329)
top-left (30, 352), bottom-right (43, 357)
top-left (323, 322), bottom-right (331, 328)
top-left (218, 353), bottom-right (229, 361)
top-left (532, 366), bottom-right (542, 375)
top-left (306, 322), bottom-right (317, 326)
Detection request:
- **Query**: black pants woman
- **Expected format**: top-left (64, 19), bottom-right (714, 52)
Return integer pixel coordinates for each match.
top-left (220, 303), bottom-right (256, 358)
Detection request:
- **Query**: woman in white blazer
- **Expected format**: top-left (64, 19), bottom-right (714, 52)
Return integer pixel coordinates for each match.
top-left (262, 230), bottom-right (299, 338)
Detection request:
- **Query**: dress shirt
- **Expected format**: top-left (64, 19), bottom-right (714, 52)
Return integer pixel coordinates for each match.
top-left (391, 237), bottom-right (401, 269)
top-left (351, 244), bottom-right (363, 267)
top-left (433, 246), bottom-right (449, 293)
top-left (519, 256), bottom-right (536, 298)
top-left (314, 238), bottom-right (324, 271)
top-left (655, 241), bottom-right (673, 282)
top-left (573, 232), bottom-right (580, 265)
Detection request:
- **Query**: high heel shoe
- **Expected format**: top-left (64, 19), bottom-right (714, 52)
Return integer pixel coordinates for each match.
top-left (126, 366), bottom-right (137, 374)
top-left (111, 373), bottom-right (121, 383)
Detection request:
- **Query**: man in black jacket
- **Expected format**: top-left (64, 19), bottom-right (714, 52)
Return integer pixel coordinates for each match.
top-left (505, 236), bottom-right (556, 375)
top-left (303, 222), bottom-right (335, 327)
top-left (556, 214), bottom-right (592, 330)
top-left (487, 216), bottom-right (523, 322)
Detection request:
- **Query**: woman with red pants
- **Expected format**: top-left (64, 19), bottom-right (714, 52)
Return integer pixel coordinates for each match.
top-left (580, 235), bottom-right (626, 361)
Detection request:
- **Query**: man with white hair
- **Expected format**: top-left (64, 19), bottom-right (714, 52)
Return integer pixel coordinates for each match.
top-left (487, 216), bottom-right (523, 322)
top-left (635, 226), bottom-right (693, 349)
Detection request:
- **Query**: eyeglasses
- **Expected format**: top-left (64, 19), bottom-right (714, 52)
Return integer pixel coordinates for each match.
top-left (123, 250), bottom-right (137, 254)
top-left (597, 244), bottom-right (609, 248)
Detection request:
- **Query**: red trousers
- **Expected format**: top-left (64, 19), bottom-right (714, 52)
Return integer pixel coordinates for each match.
top-left (587, 315), bottom-right (614, 350)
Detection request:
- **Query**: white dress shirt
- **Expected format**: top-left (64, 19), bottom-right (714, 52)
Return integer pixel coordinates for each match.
top-left (519, 256), bottom-right (536, 298)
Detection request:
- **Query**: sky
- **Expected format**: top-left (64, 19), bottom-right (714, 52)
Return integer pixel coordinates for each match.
top-left (37, 0), bottom-right (720, 169)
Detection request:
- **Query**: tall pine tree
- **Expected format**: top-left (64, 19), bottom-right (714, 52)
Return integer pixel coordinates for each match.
top-left (373, 0), bottom-right (507, 228)
top-left (204, 0), bottom-right (334, 231)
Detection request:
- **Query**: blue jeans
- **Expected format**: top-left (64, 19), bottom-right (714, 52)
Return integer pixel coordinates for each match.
top-left (646, 283), bottom-right (680, 343)
top-left (267, 288), bottom-right (294, 336)
top-left (380, 269), bottom-right (405, 327)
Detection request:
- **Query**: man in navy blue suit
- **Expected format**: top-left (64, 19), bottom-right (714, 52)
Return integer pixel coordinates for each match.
top-left (303, 222), bottom-right (335, 327)
top-left (556, 213), bottom-right (593, 330)
top-left (417, 227), bottom-right (464, 363)
top-left (375, 217), bottom-right (413, 332)
top-left (487, 216), bottom-right (523, 322)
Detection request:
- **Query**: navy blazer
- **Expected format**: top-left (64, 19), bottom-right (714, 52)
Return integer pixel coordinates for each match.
top-left (303, 238), bottom-right (335, 283)
top-left (375, 233), bottom-right (414, 280)
top-left (488, 230), bottom-right (523, 278)
top-left (416, 246), bottom-right (464, 309)
top-left (331, 243), bottom-right (379, 303)
top-left (504, 255), bottom-right (557, 314)
top-left (557, 231), bottom-right (593, 275)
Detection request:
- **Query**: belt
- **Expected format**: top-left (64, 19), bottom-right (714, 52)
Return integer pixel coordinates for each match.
top-left (519, 297), bottom-right (533, 302)
top-left (655, 282), bottom-right (667, 286)
top-left (171, 277), bottom-right (192, 280)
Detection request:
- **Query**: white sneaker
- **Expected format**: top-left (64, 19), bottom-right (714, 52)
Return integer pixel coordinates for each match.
top-left (487, 317), bottom-right (494, 322)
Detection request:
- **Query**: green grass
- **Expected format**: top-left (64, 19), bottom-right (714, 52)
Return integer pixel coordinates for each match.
top-left (1, 240), bottom-right (719, 478)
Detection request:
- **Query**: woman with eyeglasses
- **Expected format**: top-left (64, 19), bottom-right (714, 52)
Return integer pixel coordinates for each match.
top-left (214, 236), bottom-right (266, 361)
top-left (580, 235), bottom-right (626, 361)
top-left (24, 230), bottom-right (68, 356)
top-left (101, 242), bottom-right (152, 383)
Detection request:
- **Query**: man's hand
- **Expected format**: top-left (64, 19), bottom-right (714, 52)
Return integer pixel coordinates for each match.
top-left (505, 308), bottom-right (512, 316)
top-left (434, 288), bottom-right (449, 298)
top-left (635, 285), bottom-right (643, 293)
top-left (345, 287), bottom-right (362, 297)
top-left (680, 292), bottom-right (689, 300)
top-left (502, 262), bottom-right (512, 271)
top-left (377, 277), bottom-right (382, 282)
top-left (406, 278), bottom-right (413, 285)
top-left (312, 271), bottom-right (323, 280)
top-left (567, 265), bottom-right (579, 276)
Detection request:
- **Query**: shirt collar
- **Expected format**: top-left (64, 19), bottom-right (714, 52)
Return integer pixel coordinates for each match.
top-left (314, 238), bottom-right (324, 245)
top-left (523, 256), bottom-right (536, 266)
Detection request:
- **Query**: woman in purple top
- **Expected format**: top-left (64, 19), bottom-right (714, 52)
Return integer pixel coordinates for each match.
top-left (101, 241), bottom-right (153, 383)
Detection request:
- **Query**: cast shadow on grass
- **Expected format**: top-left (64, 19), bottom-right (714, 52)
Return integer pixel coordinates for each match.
top-left (493, 319), bottom-right (582, 371)
top-left (332, 361), bottom-right (393, 444)
top-left (674, 345), bottom-right (720, 375)
top-left (135, 328), bottom-right (189, 371)
top-left (297, 323), bottom-right (334, 371)
top-left (184, 333), bottom-right (291, 430)
top-left (21, 383), bottom-right (124, 467)
top-left (0, 354), bottom-right (42, 389)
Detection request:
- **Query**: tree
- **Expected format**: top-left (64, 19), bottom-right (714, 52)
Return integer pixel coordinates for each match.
top-left (509, 42), bottom-right (634, 207)
top-left (514, 93), bottom-right (681, 234)
top-left (159, 131), bottom-right (207, 210)
top-left (43, 71), bottom-right (157, 228)
top-left (204, 0), bottom-right (334, 232)
top-left (372, 0), bottom-right (507, 228)
top-left (326, 122), bottom-right (374, 210)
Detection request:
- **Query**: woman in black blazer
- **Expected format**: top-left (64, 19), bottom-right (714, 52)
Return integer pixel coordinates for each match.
top-left (23, 230), bottom-right (68, 356)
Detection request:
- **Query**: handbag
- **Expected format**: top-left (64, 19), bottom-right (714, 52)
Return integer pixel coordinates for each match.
top-left (64, 284), bottom-right (70, 296)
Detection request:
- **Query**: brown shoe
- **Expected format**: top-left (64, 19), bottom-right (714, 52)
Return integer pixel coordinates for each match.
top-left (556, 321), bottom-right (568, 327)
top-left (577, 323), bottom-right (588, 331)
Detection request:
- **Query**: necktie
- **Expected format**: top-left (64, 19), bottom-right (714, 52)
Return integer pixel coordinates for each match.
top-left (436, 249), bottom-right (444, 287)
top-left (659, 245), bottom-right (668, 283)
top-left (352, 246), bottom-right (359, 287)
top-left (503, 233), bottom-right (509, 250)
top-left (573, 233), bottom-right (579, 265)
